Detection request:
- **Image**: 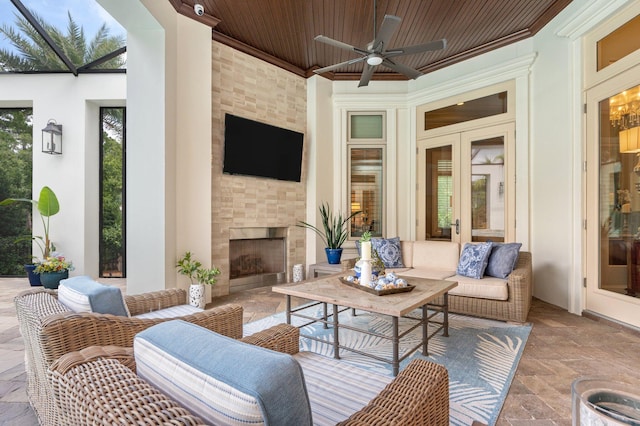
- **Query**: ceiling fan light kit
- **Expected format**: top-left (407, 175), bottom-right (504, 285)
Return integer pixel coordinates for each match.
top-left (366, 54), bottom-right (383, 66)
top-left (313, 0), bottom-right (446, 87)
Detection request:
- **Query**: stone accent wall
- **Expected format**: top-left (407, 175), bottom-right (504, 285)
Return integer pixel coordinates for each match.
top-left (211, 42), bottom-right (307, 296)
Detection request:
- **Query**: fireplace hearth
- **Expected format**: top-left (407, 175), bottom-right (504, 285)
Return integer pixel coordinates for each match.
top-left (229, 227), bottom-right (287, 293)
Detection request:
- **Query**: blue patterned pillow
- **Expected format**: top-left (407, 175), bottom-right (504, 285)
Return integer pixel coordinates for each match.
top-left (456, 242), bottom-right (493, 279)
top-left (371, 237), bottom-right (404, 268)
top-left (485, 242), bottom-right (522, 278)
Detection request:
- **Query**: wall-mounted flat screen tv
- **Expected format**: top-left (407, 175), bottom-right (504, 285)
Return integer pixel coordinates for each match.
top-left (223, 113), bottom-right (304, 182)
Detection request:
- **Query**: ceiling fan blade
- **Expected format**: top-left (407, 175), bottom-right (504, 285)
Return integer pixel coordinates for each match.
top-left (358, 63), bottom-right (376, 87)
top-left (371, 15), bottom-right (401, 52)
top-left (313, 57), bottom-right (366, 74)
top-left (382, 58), bottom-right (422, 80)
top-left (386, 39), bottom-right (447, 57)
top-left (314, 35), bottom-right (368, 55)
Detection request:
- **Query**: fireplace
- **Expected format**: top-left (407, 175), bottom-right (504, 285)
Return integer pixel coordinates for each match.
top-left (229, 227), bottom-right (287, 293)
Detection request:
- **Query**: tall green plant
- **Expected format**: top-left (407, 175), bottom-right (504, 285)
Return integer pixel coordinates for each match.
top-left (297, 202), bottom-right (361, 249)
top-left (0, 186), bottom-right (59, 259)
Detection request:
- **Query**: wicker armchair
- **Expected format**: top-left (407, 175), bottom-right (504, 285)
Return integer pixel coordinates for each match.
top-left (15, 287), bottom-right (243, 426)
top-left (48, 325), bottom-right (449, 426)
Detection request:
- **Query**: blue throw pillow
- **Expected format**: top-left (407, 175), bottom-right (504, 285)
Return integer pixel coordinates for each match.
top-left (485, 242), bottom-right (522, 278)
top-left (371, 237), bottom-right (404, 268)
top-left (456, 242), bottom-right (493, 279)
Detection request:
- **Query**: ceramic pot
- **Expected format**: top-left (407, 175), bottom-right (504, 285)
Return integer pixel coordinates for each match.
top-left (24, 264), bottom-right (42, 286)
top-left (189, 284), bottom-right (205, 309)
top-left (293, 264), bottom-right (304, 282)
top-left (39, 270), bottom-right (69, 289)
top-left (325, 248), bottom-right (343, 264)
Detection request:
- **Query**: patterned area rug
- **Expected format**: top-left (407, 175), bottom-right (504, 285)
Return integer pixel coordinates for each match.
top-left (244, 304), bottom-right (531, 426)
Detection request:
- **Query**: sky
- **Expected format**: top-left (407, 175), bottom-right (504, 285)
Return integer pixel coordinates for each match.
top-left (0, 0), bottom-right (126, 56)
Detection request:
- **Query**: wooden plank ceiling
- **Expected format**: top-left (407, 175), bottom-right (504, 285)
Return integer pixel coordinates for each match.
top-left (169, 0), bottom-right (572, 82)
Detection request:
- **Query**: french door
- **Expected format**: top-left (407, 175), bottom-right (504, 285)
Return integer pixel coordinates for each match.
top-left (417, 123), bottom-right (515, 243)
top-left (585, 68), bottom-right (640, 328)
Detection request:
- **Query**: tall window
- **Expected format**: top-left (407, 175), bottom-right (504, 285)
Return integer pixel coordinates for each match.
top-left (348, 112), bottom-right (385, 238)
top-left (0, 108), bottom-right (33, 275)
top-left (99, 107), bottom-right (126, 277)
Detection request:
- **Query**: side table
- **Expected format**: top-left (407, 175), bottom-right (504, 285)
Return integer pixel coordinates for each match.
top-left (308, 262), bottom-right (344, 278)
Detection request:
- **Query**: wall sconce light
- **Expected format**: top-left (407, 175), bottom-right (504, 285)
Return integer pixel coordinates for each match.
top-left (498, 182), bottom-right (504, 196)
top-left (42, 119), bottom-right (62, 155)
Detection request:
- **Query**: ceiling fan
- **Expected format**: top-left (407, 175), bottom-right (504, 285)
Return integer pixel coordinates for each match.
top-left (313, 1), bottom-right (447, 87)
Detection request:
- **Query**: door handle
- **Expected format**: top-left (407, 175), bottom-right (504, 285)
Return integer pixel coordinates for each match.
top-left (451, 219), bottom-right (460, 235)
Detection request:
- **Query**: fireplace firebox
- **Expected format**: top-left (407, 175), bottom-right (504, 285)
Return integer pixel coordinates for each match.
top-left (228, 227), bottom-right (287, 293)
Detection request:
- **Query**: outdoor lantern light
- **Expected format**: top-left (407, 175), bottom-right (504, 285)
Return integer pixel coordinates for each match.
top-left (42, 119), bottom-right (62, 155)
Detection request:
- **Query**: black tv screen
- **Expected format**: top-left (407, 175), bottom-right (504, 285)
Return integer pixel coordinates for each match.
top-left (223, 114), bottom-right (304, 182)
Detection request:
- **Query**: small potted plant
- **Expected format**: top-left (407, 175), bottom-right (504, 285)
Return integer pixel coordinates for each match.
top-left (176, 251), bottom-right (221, 308)
top-left (297, 202), bottom-right (361, 264)
top-left (34, 255), bottom-right (74, 289)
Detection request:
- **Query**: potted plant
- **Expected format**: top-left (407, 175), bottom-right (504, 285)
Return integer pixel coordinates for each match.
top-left (176, 251), bottom-right (221, 308)
top-left (0, 186), bottom-right (60, 286)
top-left (297, 202), bottom-right (361, 264)
top-left (34, 255), bottom-right (73, 289)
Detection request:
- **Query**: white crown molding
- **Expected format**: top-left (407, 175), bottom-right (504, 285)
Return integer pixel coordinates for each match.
top-left (555, 0), bottom-right (629, 40)
top-left (330, 52), bottom-right (537, 109)
top-left (406, 52), bottom-right (537, 107)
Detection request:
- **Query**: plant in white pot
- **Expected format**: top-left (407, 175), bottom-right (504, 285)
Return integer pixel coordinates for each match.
top-left (176, 251), bottom-right (221, 308)
top-left (297, 202), bottom-right (361, 264)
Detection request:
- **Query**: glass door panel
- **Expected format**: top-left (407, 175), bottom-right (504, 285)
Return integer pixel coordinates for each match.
top-left (426, 146), bottom-right (453, 240)
top-left (418, 133), bottom-right (460, 242)
top-left (469, 137), bottom-right (505, 242)
top-left (597, 84), bottom-right (640, 298)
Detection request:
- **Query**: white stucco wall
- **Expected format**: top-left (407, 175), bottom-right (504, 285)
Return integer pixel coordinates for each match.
top-left (100, 0), bottom-right (212, 295)
top-left (0, 74), bottom-right (126, 276)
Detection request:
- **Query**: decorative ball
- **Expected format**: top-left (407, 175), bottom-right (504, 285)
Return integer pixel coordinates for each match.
top-left (395, 278), bottom-right (408, 287)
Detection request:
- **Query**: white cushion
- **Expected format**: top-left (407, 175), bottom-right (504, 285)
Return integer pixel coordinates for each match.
top-left (400, 241), bottom-right (414, 268)
top-left (446, 275), bottom-right (509, 300)
top-left (411, 241), bottom-right (460, 271)
top-left (134, 320), bottom-right (312, 426)
top-left (58, 276), bottom-right (130, 316)
top-left (398, 268), bottom-right (457, 280)
top-left (134, 304), bottom-right (203, 319)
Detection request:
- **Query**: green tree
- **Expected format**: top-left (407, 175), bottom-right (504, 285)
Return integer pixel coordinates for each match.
top-left (101, 131), bottom-right (123, 272)
top-left (0, 109), bottom-right (33, 275)
top-left (0, 10), bottom-right (125, 72)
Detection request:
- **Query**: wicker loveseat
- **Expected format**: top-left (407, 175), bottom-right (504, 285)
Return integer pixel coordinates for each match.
top-left (48, 323), bottom-right (450, 426)
top-left (347, 240), bottom-right (533, 323)
top-left (15, 286), bottom-right (244, 426)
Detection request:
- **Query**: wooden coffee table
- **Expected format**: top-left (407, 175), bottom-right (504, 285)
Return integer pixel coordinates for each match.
top-left (272, 274), bottom-right (457, 375)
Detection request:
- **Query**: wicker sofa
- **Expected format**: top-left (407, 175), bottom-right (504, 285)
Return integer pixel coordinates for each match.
top-left (15, 287), bottom-right (244, 426)
top-left (48, 323), bottom-right (450, 426)
top-left (347, 240), bottom-right (532, 323)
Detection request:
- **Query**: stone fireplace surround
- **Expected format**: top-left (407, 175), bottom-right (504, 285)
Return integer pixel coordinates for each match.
top-left (210, 42), bottom-right (308, 298)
